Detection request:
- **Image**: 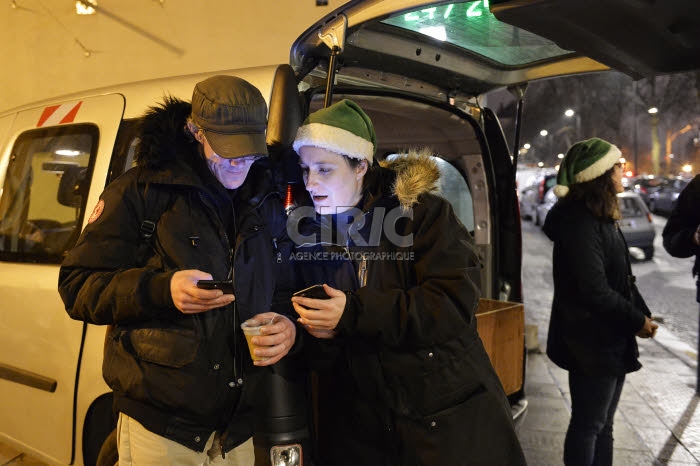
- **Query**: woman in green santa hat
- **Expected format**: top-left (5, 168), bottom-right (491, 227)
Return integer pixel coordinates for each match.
top-left (543, 137), bottom-right (658, 466)
top-left (290, 99), bottom-right (525, 465)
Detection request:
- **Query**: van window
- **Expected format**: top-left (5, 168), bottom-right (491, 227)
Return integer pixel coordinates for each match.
top-left (384, 154), bottom-right (475, 231)
top-left (380, 1), bottom-right (573, 66)
top-left (0, 125), bottom-right (97, 263)
top-left (433, 157), bottom-right (475, 231)
top-left (107, 118), bottom-right (141, 184)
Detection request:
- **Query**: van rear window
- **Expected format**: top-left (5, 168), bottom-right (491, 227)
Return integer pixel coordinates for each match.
top-left (0, 125), bottom-right (97, 263)
top-left (381, 1), bottom-right (573, 66)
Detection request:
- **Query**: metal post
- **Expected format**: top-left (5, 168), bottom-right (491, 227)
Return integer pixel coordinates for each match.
top-left (634, 106), bottom-right (639, 174)
top-left (323, 46), bottom-right (341, 108)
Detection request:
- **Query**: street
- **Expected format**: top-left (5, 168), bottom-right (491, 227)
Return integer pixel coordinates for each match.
top-left (521, 212), bottom-right (698, 353)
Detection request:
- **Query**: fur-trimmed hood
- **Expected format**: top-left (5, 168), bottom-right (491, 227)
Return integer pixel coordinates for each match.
top-left (378, 147), bottom-right (441, 211)
top-left (135, 96), bottom-right (199, 170)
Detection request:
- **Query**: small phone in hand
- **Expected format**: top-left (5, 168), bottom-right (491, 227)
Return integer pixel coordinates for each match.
top-left (293, 284), bottom-right (330, 300)
top-left (197, 280), bottom-right (234, 294)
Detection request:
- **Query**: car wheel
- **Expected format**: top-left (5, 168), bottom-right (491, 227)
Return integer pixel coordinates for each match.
top-left (643, 246), bottom-right (654, 261)
top-left (96, 429), bottom-right (118, 466)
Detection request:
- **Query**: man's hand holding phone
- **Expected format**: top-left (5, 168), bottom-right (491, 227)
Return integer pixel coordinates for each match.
top-left (170, 270), bottom-right (235, 314)
top-left (292, 284), bottom-right (346, 339)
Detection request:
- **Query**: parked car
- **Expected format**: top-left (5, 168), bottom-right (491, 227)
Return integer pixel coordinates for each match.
top-left (535, 190), bottom-right (655, 260)
top-left (520, 172), bottom-right (557, 224)
top-left (618, 191), bottom-right (656, 260)
top-left (629, 176), bottom-right (670, 206)
top-left (648, 177), bottom-right (690, 215)
top-left (1, 0), bottom-right (698, 464)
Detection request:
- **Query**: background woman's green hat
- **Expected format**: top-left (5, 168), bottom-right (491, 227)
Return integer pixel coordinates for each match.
top-left (553, 137), bottom-right (622, 197)
top-left (293, 99), bottom-right (376, 163)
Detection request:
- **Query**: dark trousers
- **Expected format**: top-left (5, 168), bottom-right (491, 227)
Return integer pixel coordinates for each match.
top-left (564, 372), bottom-right (625, 466)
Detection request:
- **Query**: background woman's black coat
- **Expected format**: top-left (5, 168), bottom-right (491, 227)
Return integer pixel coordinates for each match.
top-left (543, 199), bottom-right (650, 376)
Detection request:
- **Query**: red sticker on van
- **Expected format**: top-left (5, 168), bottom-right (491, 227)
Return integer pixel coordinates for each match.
top-left (37, 101), bottom-right (83, 127)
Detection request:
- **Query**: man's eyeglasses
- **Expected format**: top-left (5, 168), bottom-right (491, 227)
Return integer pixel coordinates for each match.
top-left (200, 130), bottom-right (264, 164)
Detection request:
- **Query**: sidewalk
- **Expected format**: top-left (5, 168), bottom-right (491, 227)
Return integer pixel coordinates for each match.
top-left (519, 322), bottom-right (700, 465)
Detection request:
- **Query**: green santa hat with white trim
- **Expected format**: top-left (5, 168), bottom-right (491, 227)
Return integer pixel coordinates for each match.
top-left (553, 137), bottom-right (622, 197)
top-left (293, 99), bottom-right (376, 163)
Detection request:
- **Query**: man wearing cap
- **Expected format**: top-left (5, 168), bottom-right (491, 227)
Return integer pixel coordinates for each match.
top-left (59, 76), bottom-right (298, 463)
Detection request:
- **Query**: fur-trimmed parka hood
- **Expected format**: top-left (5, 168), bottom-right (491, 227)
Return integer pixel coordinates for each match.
top-left (135, 96), bottom-right (199, 170)
top-left (377, 147), bottom-right (440, 211)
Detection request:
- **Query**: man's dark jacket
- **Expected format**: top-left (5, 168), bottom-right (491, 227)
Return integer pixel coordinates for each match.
top-left (58, 98), bottom-right (296, 451)
top-left (543, 198), bottom-right (650, 376)
top-left (294, 150), bottom-right (525, 466)
top-left (662, 174), bottom-right (700, 302)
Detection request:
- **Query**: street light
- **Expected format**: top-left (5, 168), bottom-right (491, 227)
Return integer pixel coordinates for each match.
top-left (666, 124), bottom-right (693, 174)
top-left (564, 108), bottom-right (582, 142)
top-left (540, 129), bottom-right (548, 137)
top-left (646, 107), bottom-right (661, 174)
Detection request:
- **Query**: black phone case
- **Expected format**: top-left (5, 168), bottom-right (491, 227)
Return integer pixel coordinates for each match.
top-left (197, 280), bottom-right (234, 294)
top-left (293, 284), bottom-right (330, 299)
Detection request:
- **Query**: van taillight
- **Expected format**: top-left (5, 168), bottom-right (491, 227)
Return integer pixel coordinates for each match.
top-left (538, 181), bottom-right (545, 202)
top-left (646, 212), bottom-right (653, 223)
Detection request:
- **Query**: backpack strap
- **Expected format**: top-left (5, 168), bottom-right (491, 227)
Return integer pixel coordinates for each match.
top-left (139, 182), bottom-right (174, 250)
top-left (139, 182), bottom-right (175, 260)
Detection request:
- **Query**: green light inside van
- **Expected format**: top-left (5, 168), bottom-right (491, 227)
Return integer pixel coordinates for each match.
top-left (381, 1), bottom-right (572, 66)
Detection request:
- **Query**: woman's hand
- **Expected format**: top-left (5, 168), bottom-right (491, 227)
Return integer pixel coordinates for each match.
top-left (171, 270), bottom-right (235, 314)
top-left (636, 316), bottom-right (659, 339)
top-left (292, 284), bottom-right (346, 337)
top-left (248, 313), bottom-right (297, 366)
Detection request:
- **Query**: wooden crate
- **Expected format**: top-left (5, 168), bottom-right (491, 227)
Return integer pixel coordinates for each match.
top-left (475, 298), bottom-right (524, 395)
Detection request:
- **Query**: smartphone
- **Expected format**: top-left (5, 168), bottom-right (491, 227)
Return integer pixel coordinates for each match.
top-left (293, 284), bottom-right (330, 299)
top-left (197, 280), bottom-right (234, 294)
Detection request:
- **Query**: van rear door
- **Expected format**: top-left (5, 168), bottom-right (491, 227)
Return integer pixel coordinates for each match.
top-left (490, 0), bottom-right (700, 78)
top-left (0, 93), bottom-right (124, 464)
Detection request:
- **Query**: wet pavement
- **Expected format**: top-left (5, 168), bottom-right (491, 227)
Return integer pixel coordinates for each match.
top-left (519, 213), bottom-right (700, 465)
top-left (521, 322), bottom-right (700, 465)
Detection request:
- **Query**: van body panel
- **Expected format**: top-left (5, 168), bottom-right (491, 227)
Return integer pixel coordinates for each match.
top-left (0, 65), bottom-right (282, 121)
top-left (0, 93), bottom-right (125, 463)
top-left (0, 113), bottom-right (18, 195)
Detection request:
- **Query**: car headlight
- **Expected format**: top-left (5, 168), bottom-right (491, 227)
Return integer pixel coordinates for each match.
top-left (270, 444), bottom-right (302, 466)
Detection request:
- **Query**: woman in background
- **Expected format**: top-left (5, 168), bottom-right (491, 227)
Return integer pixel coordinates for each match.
top-left (543, 137), bottom-right (658, 466)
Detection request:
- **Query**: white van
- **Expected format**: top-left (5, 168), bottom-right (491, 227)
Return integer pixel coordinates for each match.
top-left (0, 1), bottom-right (697, 465)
